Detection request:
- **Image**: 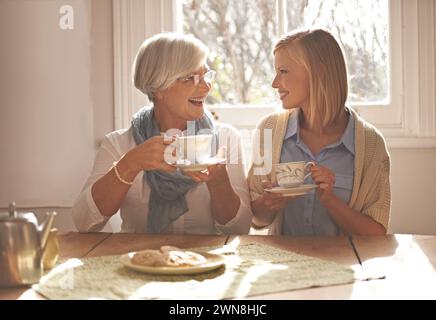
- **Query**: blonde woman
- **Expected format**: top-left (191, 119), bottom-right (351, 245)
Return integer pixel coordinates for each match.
top-left (248, 29), bottom-right (390, 236)
top-left (73, 32), bottom-right (252, 234)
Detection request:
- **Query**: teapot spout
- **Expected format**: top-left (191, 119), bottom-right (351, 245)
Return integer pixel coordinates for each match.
top-left (39, 211), bottom-right (57, 249)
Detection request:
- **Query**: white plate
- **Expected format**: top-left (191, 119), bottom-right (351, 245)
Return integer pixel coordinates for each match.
top-left (265, 184), bottom-right (318, 196)
top-left (174, 157), bottom-right (226, 172)
top-left (120, 251), bottom-right (225, 275)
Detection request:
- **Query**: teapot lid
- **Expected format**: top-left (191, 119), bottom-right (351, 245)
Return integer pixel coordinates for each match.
top-left (0, 202), bottom-right (37, 224)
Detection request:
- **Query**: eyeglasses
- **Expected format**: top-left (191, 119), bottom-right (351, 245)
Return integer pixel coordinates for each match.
top-left (177, 70), bottom-right (216, 86)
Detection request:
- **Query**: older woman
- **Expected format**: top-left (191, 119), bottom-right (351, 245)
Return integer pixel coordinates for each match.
top-left (73, 32), bottom-right (252, 234)
top-left (248, 29), bottom-right (391, 236)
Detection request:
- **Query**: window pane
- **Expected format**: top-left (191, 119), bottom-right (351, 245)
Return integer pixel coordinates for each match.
top-left (287, 0), bottom-right (389, 103)
top-left (181, 0), bottom-right (277, 105)
top-left (181, 0), bottom-right (389, 105)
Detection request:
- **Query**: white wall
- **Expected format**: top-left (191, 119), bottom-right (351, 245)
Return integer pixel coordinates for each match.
top-left (0, 0), bottom-right (94, 209)
top-left (91, 0), bottom-right (115, 145)
top-left (0, 1), bottom-right (94, 207)
top-left (388, 149), bottom-right (436, 235)
top-left (0, 0), bottom-right (118, 231)
top-left (0, 0), bottom-right (435, 235)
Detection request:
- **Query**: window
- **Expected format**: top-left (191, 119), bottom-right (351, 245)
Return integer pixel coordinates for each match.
top-left (113, 0), bottom-right (436, 147)
top-left (181, 0), bottom-right (388, 106)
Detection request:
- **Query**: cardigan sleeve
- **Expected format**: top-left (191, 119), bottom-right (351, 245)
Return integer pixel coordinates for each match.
top-left (350, 109), bottom-right (391, 232)
top-left (247, 123), bottom-right (267, 201)
top-left (247, 113), bottom-right (285, 234)
top-left (246, 113), bottom-right (279, 201)
top-left (361, 155), bottom-right (391, 231)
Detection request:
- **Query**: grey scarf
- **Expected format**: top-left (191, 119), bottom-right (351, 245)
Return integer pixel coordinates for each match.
top-left (131, 107), bottom-right (217, 233)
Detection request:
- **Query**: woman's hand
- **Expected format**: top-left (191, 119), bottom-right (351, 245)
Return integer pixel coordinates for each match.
top-left (251, 180), bottom-right (296, 228)
top-left (310, 164), bottom-right (336, 204)
top-left (182, 146), bottom-right (240, 225)
top-left (258, 180), bottom-right (295, 211)
top-left (183, 163), bottom-right (227, 185)
top-left (123, 136), bottom-right (177, 174)
top-left (183, 146), bottom-right (228, 185)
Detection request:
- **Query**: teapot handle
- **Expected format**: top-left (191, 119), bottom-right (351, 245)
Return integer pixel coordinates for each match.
top-left (39, 211), bottom-right (57, 249)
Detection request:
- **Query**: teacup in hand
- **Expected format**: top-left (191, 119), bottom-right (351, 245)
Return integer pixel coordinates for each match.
top-left (275, 161), bottom-right (315, 188)
top-left (176, 134), bottom-right (213, 164)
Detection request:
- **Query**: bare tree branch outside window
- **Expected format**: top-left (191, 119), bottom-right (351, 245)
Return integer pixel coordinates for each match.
top-left (182, 0), bottom-right (388, 106)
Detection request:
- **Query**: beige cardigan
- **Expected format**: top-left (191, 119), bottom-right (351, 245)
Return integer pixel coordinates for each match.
top-left (247, 107), bottom-right (391, 235)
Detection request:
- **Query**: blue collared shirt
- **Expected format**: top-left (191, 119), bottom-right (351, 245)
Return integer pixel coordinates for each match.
top-left (280, 109), bottom-right (355, 235)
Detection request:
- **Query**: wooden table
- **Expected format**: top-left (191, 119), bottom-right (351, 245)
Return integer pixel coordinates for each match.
top-left (0, 233), bottom-right (435, 300)
top-left (0, 233), bottom-right (227, 300)
top-left (351, 234), bottom-right (436, 299)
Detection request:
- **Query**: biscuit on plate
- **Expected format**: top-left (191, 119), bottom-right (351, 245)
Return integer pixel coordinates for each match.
top-left (131, 246), bottom-right (207, 267)
top-left (166, 250), bottom-right (207, 266)
top-left (131, 249), bottom-right (168, 267)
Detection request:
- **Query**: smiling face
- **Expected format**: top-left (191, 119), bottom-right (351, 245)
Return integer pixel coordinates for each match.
top-left (154, 65), bottom-right (212, 126)
top-left (272, 47), bottom-right (310, 110)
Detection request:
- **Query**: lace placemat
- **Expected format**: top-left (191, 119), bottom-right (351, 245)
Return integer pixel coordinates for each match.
top-left (33, 243), bottom-right (357, 300)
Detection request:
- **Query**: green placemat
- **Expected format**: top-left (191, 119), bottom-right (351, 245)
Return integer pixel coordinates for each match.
top-left (33, 243), bottom-right (357, 300)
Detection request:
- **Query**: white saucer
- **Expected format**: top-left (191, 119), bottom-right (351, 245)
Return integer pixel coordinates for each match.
top-left (265, 184), bottom-right (317, 196)
top-left (174, 157), bottom-right (226, 172)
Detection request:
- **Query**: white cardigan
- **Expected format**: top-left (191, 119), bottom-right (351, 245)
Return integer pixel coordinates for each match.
top-left (72, 123), bottom-right (253, 234)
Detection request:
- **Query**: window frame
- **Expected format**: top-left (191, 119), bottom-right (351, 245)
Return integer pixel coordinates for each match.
top-left (113, 0), bottom-right (436, 148)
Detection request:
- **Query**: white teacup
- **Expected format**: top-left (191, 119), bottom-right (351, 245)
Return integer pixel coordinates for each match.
top-left (275, 161), bottom-right (315, 188)
top-left (176, 134), bottom-right (213, 164)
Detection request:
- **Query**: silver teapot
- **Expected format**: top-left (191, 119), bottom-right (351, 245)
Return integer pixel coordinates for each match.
top-left (0, 202), bottom-right (56, 287)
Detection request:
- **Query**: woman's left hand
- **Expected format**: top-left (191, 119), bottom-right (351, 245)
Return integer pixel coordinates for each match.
top-left (183, 146), bottom-right (228, 186)
top-left (310, 164), bottom-right (336, 204)
top-left (184, 163), bottom-right (228, 187)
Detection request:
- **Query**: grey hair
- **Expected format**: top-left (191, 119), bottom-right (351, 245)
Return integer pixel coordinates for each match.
top-left (133, 32), bottom-right (209, 101)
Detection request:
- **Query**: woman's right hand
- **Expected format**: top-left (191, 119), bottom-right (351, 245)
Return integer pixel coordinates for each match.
top-left (251, 180), bottom-right (297, 228)
top-left (123, 136), bottom-right (177, 174)
top-left (258, 180), bottom-right (295, 211)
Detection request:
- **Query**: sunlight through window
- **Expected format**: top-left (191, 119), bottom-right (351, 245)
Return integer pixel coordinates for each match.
top-left (181, 0), bottom-right (388, 106)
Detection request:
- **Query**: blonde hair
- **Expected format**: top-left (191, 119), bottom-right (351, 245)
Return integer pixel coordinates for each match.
top-left (274, 29), bottom-right (348, 129)
top-left (133, 32), bottom-right (209, 101)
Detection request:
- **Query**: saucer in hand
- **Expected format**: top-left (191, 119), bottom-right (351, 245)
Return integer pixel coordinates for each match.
top-left (265, 184), bottom-right (317, 197)
top-left (174, 157), bottom-right (226, 172)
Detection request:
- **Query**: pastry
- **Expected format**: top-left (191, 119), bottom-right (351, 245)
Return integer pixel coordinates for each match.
top-left (131, 246), bottom-right (207, 267)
